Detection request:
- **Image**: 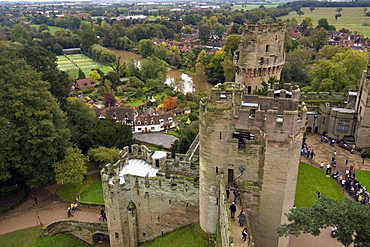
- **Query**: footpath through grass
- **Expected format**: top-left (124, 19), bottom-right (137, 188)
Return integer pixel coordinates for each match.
top-left (139, 224), bottom-right (214, 247)
top-left (295, 162), bottom-right (344, 208)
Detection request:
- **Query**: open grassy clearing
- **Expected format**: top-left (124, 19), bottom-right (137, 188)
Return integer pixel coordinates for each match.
top-left (295, 162), bottom-right (344, 208)
top-left (25, 232), bottom-right (88, 247)
top-left (29, 24), bottom-right (62, 34)
top-left (283, 7), bottom-right (370, 37)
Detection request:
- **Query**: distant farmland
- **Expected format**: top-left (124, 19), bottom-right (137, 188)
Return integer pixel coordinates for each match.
top-left (29, 24), bottom-right (62, 34)
top-left (283, 7), bottom-right (370, 37)
top-left (57, 54), bottom-right (112, 78)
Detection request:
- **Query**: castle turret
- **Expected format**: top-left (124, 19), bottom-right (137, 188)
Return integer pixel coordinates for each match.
top-left (235, 24), bottom-right (286, 94)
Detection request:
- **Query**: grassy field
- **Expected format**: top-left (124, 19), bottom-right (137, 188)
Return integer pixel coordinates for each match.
top-left (283, 7), bottom-right (370, 37)
top-left (79, 180), bottom-right (104, 204)
top-left (139, 224), bottom-right (214, 247)
top-left (56, 173), bottom-right (101, 202)
top-left (295, 162), bottom-right (344, 208)
top-left (232, 4), bottom-right (278, 10)
top-left (57, 54), bottom-right (112, 78)
top-left (29, 24), bottom-right (62, 35)
top-left (355, 170), bottom-right (370, 187)
top-left (0, 226), bottom-right (89, 247)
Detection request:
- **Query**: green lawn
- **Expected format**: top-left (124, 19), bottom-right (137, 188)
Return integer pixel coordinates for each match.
top-left (295, 162), bottom-right (344, 208)
top-left (139, 224), bottom-right (213, 247)
top-left (79, 180), bottom-right (104, 204)
top-left (284, 7), bottom-right (370, 37)
top-left (25, 233), bottom-right (88, 247)
top-left (355, 170), bottom-right (370, 188)
top-left (29, 25), bottom-right (62, 35)
top-left (56, 173), bottom-right (101, 202)
top-left (232, 4), bottom-right (278, 11)
top-left (0, 226), bottom-right (42, 247)
top-left (166, 130), bottom-right (180, 137)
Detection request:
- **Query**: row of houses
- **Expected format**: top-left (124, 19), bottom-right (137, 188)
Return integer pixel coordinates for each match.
top-left (92, 105), bottom-right (188, 133)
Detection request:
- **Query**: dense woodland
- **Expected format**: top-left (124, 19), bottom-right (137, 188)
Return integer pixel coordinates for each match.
top-left (0, 2), bottom-right (369, 188)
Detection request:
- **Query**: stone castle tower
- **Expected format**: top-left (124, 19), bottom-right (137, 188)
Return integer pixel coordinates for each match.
top-left (199, 82), bottom-right (306, 247)
top-left (235, 24), bottom-right (286, 94)
top-left (355, 66), bottom-right (370, 148)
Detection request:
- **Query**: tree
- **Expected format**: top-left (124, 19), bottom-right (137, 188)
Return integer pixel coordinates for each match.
top-left (162, 96), bottom-right (177, 111)
top-left (311, 48), bottom-right (368, 92)
top-left (0, 44), bottom-right (71, 187)
top-left (65, 97), bottom-right (97, 153)
top-left (138, 39), bottom-right (154, 58)
top-left (199, 24), bottom-right (211, 44)
top-left (90, 70), bottom-right (101, 83)
top-left (310, 6), bottom-right (315, 13)
top-left (53, 147), bottom-right (87, 185)
top-left (277, 194), bottom-right (370, 247)
top-left (336, 7), bottom-right (343, 14)
top-left (80, 29), bottom-right (99, 51)
top-left (10, 24), bottom-right (30, 44)
top-left (88, 146), bottom-right (120, 168)
top-left (140, 56), bottom-right (168, 83)
top-left (224, 34), bottom-right (242, 59)
top-left (184, 25), bottom-right (193, 34)
top-left (311, 27), bottom-right (328, 51)
top-left (296, 10), bottom-right (305, 17)
top-left (317, 18), bottom-right (330, 30)
top-left (78, 69), bottom-right (86, 80)
top-left (177, 136), bottom-right (191, 154)
top-left (89, 118), bottom-right (134, 149)
top-left (222, 59), bottom-right (236, 82)
top-left (364, 7), bottom-right (368, 15)
top-left (335, 14), bottom-right (342, 20)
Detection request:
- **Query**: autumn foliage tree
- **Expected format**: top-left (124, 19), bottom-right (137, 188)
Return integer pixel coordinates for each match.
top-left (162, 96), bottom-right (177, 111)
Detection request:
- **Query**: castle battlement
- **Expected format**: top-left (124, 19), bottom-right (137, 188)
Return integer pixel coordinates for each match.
top-left (101, 144), bottom-right (200, 247)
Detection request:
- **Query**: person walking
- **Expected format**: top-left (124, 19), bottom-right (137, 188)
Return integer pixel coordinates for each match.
top-left (67, 207), bottom-right (73, 218)
top-left (229, 202), bottom-right (236, 219)
top-left (238, 210), bottom-right (246, 227)
top-left (226, 187), bottom-right (230, 200)
top-left (233, 188), bottom-right (239, 204)
top-left (242, 227), bottom-right (248, 242)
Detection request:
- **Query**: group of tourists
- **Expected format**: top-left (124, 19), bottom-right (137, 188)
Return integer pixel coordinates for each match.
top-left (67, 202), bottom-right (79, 218)
top-left (228, 187), bottom-right (249, 243)
top-left (301, 143), bottom-right (315, 159)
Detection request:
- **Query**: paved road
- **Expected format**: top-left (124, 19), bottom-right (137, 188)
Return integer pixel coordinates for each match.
top-left (0, 179), bottom-right (102, 235)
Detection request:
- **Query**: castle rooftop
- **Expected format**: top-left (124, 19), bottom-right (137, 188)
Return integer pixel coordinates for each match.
top-left (112, 159), bottom-right (159, 184)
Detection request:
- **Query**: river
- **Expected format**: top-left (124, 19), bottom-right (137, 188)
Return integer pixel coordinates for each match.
top-left (107, 48), bottom-right (194, 94)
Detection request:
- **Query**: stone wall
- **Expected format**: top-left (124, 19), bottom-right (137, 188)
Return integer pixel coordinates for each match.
top-left (101, 145), bottom-right (200, 247)
top-left (43, 220), bottom-right (108, 245)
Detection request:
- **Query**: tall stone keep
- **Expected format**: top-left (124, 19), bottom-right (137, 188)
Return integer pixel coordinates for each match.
top-left (199, 82), bottom-right (306, 247)
top-left (235, 24), bottom-right (286, 94)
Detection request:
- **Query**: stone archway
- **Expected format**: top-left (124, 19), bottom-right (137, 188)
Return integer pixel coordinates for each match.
top-left (92, 232), bottom-right (110, 246)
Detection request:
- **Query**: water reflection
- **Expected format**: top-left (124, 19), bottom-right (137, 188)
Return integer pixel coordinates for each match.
top-left (165, 71), bottom-right (194, 94)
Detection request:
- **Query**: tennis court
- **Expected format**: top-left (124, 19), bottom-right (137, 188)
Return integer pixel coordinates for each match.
top-left (57, 54), bottom-right (111, 77)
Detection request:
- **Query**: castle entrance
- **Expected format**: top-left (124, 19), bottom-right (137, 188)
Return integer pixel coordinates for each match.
top-left (228, 169), bottom-right (234, 185)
